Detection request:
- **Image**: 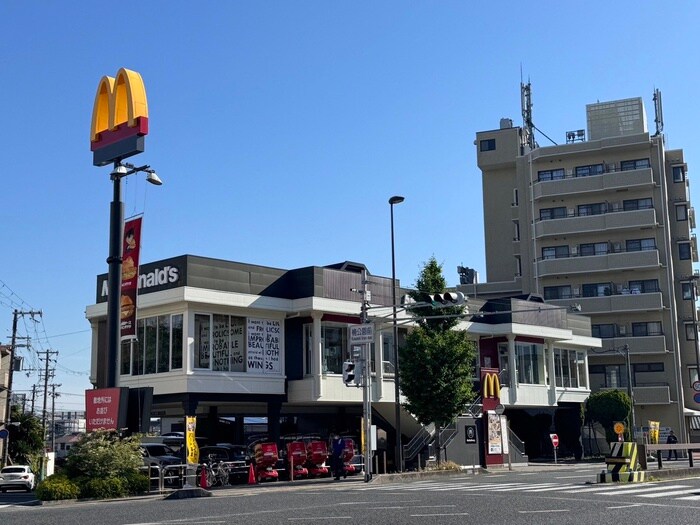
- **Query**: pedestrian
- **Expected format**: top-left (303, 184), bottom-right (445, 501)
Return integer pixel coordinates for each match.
top-left (666, 430), bottom-right (678, 460)
top-left (331, 434), bottom-right (345, 480)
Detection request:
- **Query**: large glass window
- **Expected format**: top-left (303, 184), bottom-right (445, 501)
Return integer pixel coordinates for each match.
top-left (539, 207), bottom-right (568, 220)
top-left (632, 321), bottom-right (662, 337)
top-left (322, 325), bottom-right (348, 374)
top-left (682, 282), bottom-right (694, 300)
top-left (592, 324), bottom-right (616, 338)
top-left (195, 314), bottom-right (211, 369)
top-left (542, 245), bottom-right (569, 260)
top-left (628, 279), bottom-right (659, 294)
top-left (121, 313), bottom-right (183, 375)
top-left (673, 165), bottom-right (686, 182)
top-left (676, 204), bottom-right (688, 221)
top-left (579, 242), bottom-right (608, 256)
top-left (575, 164), bottom-right (604, 177)
top-left (554, 349), bottom-right (582, 388)
top-left (480, 139), bottom-right (495, 151)
top-left (620, 158), bottom-right (650, 171)
top-left (544, 285), bottom-right (572, 300)
top-left (679, 242), bottom-right (692, 260)
top-left (623, 198), bottom-right (652, 211)
top-left (582, 283), bottom-right (612, 297)
top-left (538, 168), bottom-right (565, 181)
top-left (626, 238), bottom-right (656, 252)
top-left (516, 343), bottom-right (544, 385)
top-left (589, 364), bottom-right (627, 389)
top-left (578, 203), bottom-right (606, 216)
top-left (382, 331), bottom-right (396, 375)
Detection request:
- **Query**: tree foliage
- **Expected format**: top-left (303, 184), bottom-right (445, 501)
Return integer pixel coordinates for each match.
top-left (399, 257), bottom-right (477, 462)
top-left (7, 405), bottom-right (44, 466)
top-left (585, 389), bottom-right (631, 442)
top-left (64, 430), bottom-right (143, 480)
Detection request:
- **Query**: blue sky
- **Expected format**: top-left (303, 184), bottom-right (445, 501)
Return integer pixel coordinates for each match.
top-left (3, 1), bottom-right (700, 412)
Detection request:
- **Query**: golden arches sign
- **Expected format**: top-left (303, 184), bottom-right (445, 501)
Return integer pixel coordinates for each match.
top-left (482, 372), bottom-right (501, 399)
top-left (90, 68), bottom-right (149, 166)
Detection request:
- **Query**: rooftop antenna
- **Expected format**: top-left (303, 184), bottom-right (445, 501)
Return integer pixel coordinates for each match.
top-left (653, 88), bottom-right (664, 136)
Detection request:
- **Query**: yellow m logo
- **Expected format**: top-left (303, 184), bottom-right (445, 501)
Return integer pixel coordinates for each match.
top-left (482, 372), bottom-right (501, 399)
top-left (90, 68), bottom-right (149, 166)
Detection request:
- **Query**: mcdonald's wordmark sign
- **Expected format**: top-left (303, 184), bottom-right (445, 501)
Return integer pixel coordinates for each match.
top-left (90, 68), bottom-right (149, 166)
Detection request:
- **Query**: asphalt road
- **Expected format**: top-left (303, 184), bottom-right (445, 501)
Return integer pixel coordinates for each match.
top-left (2, 463), bottom-right (700, 524)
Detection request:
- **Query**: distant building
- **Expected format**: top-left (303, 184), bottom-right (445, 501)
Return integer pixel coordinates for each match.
top-left (472, 92), bottom-right (700, 440)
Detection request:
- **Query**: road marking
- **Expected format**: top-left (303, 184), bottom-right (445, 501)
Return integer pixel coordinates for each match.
top-left (638, 489), bottom-right (700, 498)
top-left (409, 513), bottom-right (469, 517)
top-left (607, 504), bottom-right (643, 509)
top-left (288, 518), bottom-right (351, 521)
top-left (518, 509), bottom-right (569, 514)
top-left (527, 485), bottom-right (581, 492)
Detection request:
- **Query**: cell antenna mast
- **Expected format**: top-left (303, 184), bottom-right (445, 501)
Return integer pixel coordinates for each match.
top-left (521, 80), bottom-right (536, 149)
top-left (653, 88), bottom-right (664, 136)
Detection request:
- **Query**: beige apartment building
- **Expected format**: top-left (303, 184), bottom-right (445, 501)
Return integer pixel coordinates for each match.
top-left (471, 95), bottom-right (700, 440)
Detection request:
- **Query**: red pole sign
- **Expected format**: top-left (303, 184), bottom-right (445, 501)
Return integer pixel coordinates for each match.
top-left (550, 433), bottom-right (559, 448)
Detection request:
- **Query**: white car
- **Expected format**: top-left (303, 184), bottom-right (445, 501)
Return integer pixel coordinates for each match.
top-left (0, 465), bottom-right (36, 492)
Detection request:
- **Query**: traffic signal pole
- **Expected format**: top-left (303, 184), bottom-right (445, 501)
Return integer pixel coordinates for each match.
top-left (361, 271), bottom-right (372, 483)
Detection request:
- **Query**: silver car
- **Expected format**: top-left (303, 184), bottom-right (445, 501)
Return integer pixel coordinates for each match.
top-left (0, 465), bottom-right (36, 492)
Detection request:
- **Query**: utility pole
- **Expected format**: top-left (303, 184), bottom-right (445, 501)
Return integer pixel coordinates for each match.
top-left (49, 383), bottom-right (61, 454)
top-left (38, 349), bottom-right (57, 479)
top-left (2, 309), bottom-right (41, 467)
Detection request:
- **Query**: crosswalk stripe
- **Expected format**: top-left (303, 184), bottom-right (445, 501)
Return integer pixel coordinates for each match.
top-left (638, 489), bottom-right (700, 498)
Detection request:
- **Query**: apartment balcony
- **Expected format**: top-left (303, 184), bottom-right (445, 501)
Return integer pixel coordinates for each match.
top-left (547, 291), bottom-right (663, 314)
top-left (500, 384), bottom-right (590, 406)
top-left (537, 249), bottom-right (660, 277)
top-left (532, 167), bottom-right (654, 200)
top-left (535, 208), bottom-right (657, 238)
top-left (601, 335), bottom-right (667, 355)
top-left (632, 385), bottom-right (671, 405)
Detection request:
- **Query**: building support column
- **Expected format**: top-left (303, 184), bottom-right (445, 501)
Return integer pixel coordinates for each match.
top-left (547, 341), bottom-right (557, 406)
top-left (507, 335), bottom-right (517, 404)
top-left (312, 313), bottom-right (323, 399)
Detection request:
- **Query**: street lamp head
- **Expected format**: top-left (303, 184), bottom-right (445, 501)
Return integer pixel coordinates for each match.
top-left (389, 195), bottom-right (405, 206)
top-left (146, 171), bottom-right (163, 186)
top-left (110, 164), bottom-right (128, 178)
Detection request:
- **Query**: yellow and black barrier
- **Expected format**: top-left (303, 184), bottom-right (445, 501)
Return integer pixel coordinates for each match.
top-left (597, 442), bottom-right (646, 483)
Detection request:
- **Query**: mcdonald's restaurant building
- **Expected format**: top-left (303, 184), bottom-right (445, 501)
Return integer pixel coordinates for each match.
top-left (85, 255), bottom-right (599, 468)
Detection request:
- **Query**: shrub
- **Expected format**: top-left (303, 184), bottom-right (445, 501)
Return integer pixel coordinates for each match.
top-left (80, 477), bottom-right (127, 500)
top-left (122, 471), bottom-right (149, 495)
top-left (425, 460), bottom-right (461, 472)
top-left (65, 430), bottom-right (143, 480)
top-left (35, 474), bottom-right (80, 501)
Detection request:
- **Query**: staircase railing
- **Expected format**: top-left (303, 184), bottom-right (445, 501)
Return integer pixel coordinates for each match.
top-left (403, 422), bottom-right (435, 462)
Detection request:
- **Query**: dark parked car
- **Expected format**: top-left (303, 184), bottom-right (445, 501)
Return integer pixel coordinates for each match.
top-left (140, 443), bottom-right (183, 486)
top-left (199, 444), bottom-right (251, 483)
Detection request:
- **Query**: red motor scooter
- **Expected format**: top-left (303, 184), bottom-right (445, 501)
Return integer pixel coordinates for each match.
top-left (252, 441), bottom-right (279, 482)
top-left (304, 436), bottom-right (330, 478)
top-left (285, 439), bottom-right (309, 480)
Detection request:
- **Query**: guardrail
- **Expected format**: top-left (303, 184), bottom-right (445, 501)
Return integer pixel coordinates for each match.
top-left (644, 444), bottom-right (700, 469)
top-left (140, 464), bottom-right (188, 493)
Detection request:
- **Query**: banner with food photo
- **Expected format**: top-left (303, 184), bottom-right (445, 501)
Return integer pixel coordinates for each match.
top-left (120, 216), bottom-right (142, 340)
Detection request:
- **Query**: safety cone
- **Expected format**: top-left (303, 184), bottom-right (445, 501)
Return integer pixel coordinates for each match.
top-left (200, 467), bottom-right (208, 489)
top-left (248, 462), bottom-right (257, 485)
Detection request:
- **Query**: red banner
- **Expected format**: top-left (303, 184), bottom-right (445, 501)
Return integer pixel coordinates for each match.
top-left (120, 216), bottom-right (142, 340)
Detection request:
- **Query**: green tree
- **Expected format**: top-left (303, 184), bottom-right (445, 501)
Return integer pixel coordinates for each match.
top-left (7, 405), bottom-right (44, 467)
top-left (585, 389), bottom-right (631, 442)
top-left (64, 430), bottom-right (143, 480)
top-left (399, 257), bottom-right (477, 465)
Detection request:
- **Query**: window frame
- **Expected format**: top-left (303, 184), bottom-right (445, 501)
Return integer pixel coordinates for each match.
top-left (480, 138), bottom-right (496, 152)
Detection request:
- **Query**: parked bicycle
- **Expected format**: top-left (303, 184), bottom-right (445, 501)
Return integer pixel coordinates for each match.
top-left (197, 455), bottom-right (230, 487)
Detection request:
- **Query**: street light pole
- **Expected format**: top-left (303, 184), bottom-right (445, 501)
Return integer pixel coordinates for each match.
top-left (106, 163), bottom-right (125, 389)
top-left (106, 162), bottom-right (161, 389)
top-left (691, 277), bottom-right (700, 386)
top-left (389, 195), bottom-right (404, 472)
top-left (623, 344), bottom-right (636, 440)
